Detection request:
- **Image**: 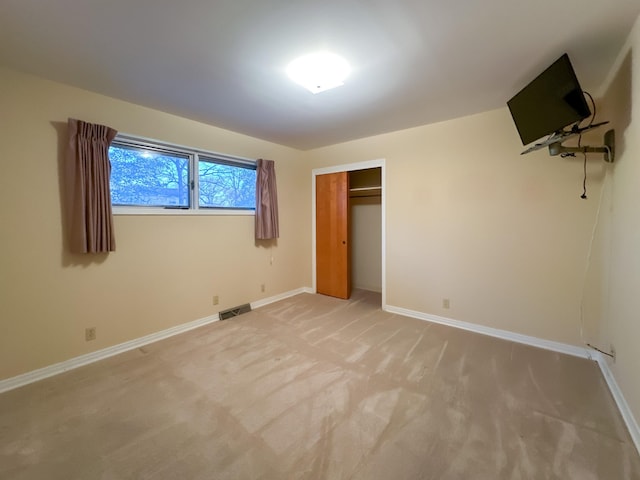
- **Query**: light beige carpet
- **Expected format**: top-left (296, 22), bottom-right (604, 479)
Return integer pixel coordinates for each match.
top-left (1, 290), bottom-right (639, 479)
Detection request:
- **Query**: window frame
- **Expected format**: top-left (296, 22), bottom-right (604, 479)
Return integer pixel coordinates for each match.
top-left (110, 134), bottom-right (257, 216)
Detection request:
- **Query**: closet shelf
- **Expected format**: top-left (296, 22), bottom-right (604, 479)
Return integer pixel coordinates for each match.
top-left (349, 186), bottom-right (382, 198)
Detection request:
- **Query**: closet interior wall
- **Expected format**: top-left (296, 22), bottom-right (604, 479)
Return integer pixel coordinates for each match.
top-left (349, 168), bottom-right (382, 294)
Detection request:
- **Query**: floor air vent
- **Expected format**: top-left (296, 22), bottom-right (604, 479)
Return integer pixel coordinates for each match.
top-left (219, 303), bottom-right (252, 320)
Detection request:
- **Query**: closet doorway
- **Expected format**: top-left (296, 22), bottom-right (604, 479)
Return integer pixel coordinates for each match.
top-left (312, 159), bottom-right (385, 306)
top-left (349, 167), bottom-right (382, 295)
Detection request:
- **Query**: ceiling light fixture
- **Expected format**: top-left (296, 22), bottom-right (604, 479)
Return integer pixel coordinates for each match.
top-left (286, 52), bottom-right (350, 94)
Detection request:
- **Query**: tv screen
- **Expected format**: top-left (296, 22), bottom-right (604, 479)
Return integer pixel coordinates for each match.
top-left (507, 53), bottom-right (591, 146)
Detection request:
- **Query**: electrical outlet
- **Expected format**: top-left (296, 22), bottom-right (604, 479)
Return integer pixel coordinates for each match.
top-left (261, 283), bottom-right (266, 293)
top-left (85, 327), bottom-right (96, 341)
top-left (442, 298), bottom-right (450, 309)
top-left (213, 295), bottom-right (219, 306)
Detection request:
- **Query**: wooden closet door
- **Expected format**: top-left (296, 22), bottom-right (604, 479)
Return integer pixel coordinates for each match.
top-left (316, 172), bottom-right (351, 299)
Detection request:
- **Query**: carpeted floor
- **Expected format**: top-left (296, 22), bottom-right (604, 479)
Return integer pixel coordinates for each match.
top-left (1, 290), bottom-right (639, 479)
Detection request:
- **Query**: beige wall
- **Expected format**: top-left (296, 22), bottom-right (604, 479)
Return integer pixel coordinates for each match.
top-left (585, 16), bottom-right (640, 426)
top-left (351, 197), bottom-right (382, 292)
top-left (306, 108), bottom-right (604, 345)
top-left (0, 67), bottom-right (311, 380)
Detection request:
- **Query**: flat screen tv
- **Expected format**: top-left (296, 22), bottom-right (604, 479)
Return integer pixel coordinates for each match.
top-left (507, 53), bottom-right (591, 146)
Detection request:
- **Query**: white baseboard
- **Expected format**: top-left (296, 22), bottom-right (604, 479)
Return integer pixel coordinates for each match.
top-left (0, 313), bottom-right (219, 394)
top-left (251, 286), bottom-right (313, 309)
top-left (385, 303), bottom-right (640, 456)
top-left (594, 353), bottom-right (640, 455)
top-left (4, 290), bottom-right (637, 457)
top-left (384, 304), bottom-right (591, 358)
top-left (0, 287), bottom-right (311, 394)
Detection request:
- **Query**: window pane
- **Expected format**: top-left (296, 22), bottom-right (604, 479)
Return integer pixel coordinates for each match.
top-left (198, 160), bottom-right (256, 209)
top-left (109, 144), bottom-right (190, 207)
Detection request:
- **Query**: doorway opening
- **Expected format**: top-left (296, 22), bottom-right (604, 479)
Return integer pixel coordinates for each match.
top-left (311, 159), bottom-right (386, 308)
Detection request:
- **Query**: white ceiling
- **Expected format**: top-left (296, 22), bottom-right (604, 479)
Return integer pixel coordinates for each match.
top-left (1, 0), bottom-right (638, 150)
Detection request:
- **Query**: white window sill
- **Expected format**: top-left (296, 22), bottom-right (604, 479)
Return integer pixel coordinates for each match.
top-left (113, 207), bottom-right (255, 216)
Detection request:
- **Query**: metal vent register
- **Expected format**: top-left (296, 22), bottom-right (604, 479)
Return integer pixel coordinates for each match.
top-left (219, 303), bottom-right (252, 320)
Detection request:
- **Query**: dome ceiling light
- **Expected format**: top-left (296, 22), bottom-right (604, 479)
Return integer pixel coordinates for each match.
top-left (286, 52), bottom-right (350, 94)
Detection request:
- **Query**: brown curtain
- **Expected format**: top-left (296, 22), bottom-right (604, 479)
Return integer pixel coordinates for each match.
top-left (255, 159), bottom-right (279, 240)
top-left (65, 118), bottom-right (118, 253)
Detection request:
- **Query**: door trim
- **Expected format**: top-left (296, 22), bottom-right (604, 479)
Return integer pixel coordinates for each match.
top-left (312, 159), bottom-right (386, 308)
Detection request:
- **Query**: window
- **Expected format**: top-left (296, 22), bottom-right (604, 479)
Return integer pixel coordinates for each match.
top-left (198, 157), bottom-right (256, 209)
top-left (109, 143), bottom-right (190, 208)
top-left (108, 136), bottom-right (256, 214)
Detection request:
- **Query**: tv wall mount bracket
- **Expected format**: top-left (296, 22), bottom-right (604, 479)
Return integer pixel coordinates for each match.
top-left (521, 122), bottom-right (615, 163)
